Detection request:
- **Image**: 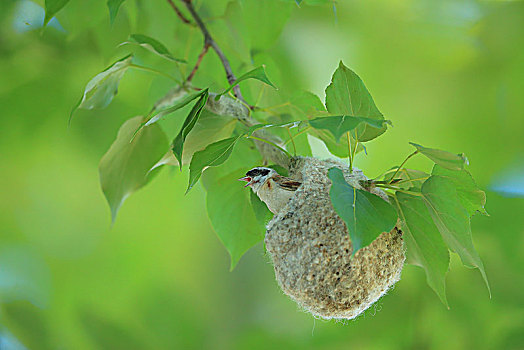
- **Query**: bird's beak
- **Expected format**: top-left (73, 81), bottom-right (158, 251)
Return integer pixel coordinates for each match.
top-left (238, 176), bottom-right (252, 188)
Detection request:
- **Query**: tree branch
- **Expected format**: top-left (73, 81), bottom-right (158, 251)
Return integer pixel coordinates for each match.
top-left (179, 0), bottom-right (245, 103)
top-left (206, 94), bottom-right (290, 169)
top-left (186, 43), bottom-right (210, 82)
top-left (165, 0), bottom-right (289, 168)
top-left (166, 0), bottom-right (191, 24)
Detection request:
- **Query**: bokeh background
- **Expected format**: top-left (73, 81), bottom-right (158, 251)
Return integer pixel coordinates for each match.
top-left (1, 0), bottom-right (524, 349)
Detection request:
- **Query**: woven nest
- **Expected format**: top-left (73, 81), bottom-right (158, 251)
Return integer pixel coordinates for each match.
top-left (265, 157), bottom-right (405, 320)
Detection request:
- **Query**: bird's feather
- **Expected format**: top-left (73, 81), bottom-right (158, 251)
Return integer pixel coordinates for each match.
top-left (273, 175), bottom-right (302, 191)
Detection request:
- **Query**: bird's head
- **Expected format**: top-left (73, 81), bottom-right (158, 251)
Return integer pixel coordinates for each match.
top-left (239, 167), bottom-right (277, 191)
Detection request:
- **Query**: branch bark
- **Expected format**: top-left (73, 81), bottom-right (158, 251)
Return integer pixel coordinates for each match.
top-left (166, 0), bottom-right (191, 24)
top-left (180, 0), bottom-right (245, 103)
top-left (206, 94), bottom-right (290, 169)
top-left (186, 43), bottom-right (210, 82)
top-left (165, 0), bottom-right (289, 168)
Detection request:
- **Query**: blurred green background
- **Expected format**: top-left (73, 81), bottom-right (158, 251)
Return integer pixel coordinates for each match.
top-left (1, 0), bottom-right (524, 349)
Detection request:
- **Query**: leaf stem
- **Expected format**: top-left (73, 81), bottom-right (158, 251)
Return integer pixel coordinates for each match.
top-left (395, 176), bottom-right (430, 185)
top-left (254, 85), bottom-right (266, 107)
top-left (347, 132), bottom-right (353, 173)
top-left (352, 139), bottom-right (358, 168)
top-left (387, 150), bottom-right (419, 184)
top-left (283, 126), bottom-right (311, 146)
top-left (129, 64), bottom-right (181, 84)
top-left (246, 135), bottom-right (292, 158)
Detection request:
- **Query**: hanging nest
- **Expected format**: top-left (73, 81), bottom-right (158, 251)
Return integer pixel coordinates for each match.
top-left (265, 157), bottom-right (405, 320)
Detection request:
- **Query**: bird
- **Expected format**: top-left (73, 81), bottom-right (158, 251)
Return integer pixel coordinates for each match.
top-left (239, 167), bottom-right (302, 214)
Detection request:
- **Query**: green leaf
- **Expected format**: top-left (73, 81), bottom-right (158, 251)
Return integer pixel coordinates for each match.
top-left (80, 309), bottom-right (148, 349)
top-left (44, 0), bottom-right (70, 26)
top-left (244, 113), bottom-right (310, 156)
top-left (172, 89), bottom-right (209, 169)
top-left (187, 137), bottom-right (239, 192)
top-left (177, 110), bottom-right (237, 162)
top-left (328, 168), bottom-right (398, 253)
top-left (283, 0), bottom-right (330, 4)
top-left (107, 0), bottom-right (125, 25)
top-left (289, 128), bottom-right (313, 157)
top-left (309, 115), bottom-right (360, 141)
top-left (145, 89), bottom-right (207, 127)
top-left (149, 110), bottom-right (237, 172)
top-left (284, 0), bottom-right (332, 4)
top-left (250, 190), bottom-right (273, 226)
top-left (206, 170), bottom-right (265, 270)
top-left (325, 61), bottom-right (387, 142)
top-left (227, 0), bottom-right (293, 52)
top-left (71, 55), bottom-right (133, 120)
top-left (410, 142), bottom-right (468, 171)
top-left (325, 61), bottom-right (382, 117)
top-left (176, 109), bottom-right (238, 164)
top-left (289, 90), bottom-right (327, 119)
top-left (133, 89), bottom-right (209, 138)
top-left (99, 116), bottom-right (168, 222)
top-left (218, 66), bottom-right (276, 98)
top-left (305, 0), bottom-right (333, 4)
top-left (125, 34), bottom-right (185, 63)
top-left (309, 115), bottom-right (389, 141)
top-left (310, 128), bottom-right (363, 158)
top-left (432, 165), bottom-right (488, 216)
top-left (201, 138), bottom-right (261, 191)
top-left (3, 301), bottom-right (53, 350)
top-left (394, 193), bottom-right (450, 306)
top-left (353, 119), bottom-right (389, 143)
top-left (421, 176), bottom-right (490, 295)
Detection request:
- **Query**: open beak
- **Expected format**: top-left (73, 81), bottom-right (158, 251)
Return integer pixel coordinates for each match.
top-left (238, 176), bottom-right (252, 188)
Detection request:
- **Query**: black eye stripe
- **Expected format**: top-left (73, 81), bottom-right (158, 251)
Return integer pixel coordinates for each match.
top-left (246, 168), bottom-right (270, 177)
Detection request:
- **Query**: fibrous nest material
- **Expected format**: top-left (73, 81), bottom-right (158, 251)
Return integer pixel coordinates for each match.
top-left (265, 157), bottom-right (405, 320)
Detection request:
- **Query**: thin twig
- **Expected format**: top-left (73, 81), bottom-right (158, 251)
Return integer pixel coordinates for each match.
top-left (166, 0), bottom-right (191, 24)
top-left (352, 139), bottom-right (358, 166)
top-left (179, 0), bottom-right (246, 103)
top-left (387, 150), bottom-right (419, 184)
top-left (347, 132), bottom-right (353, 172)
top-left (394, 177), bottom-right (429, 185)
top-left (165, 0), bottom-right (288, 167)
top-left (186, 43), bottom-right (210, 82)
top-left (283, 126), bottom-right (311, 146)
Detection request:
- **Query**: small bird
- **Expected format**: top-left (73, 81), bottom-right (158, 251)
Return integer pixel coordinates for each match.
top-left (239, 167), bottom-right (302, 214)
